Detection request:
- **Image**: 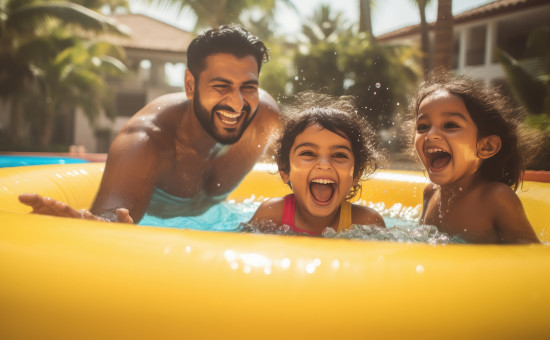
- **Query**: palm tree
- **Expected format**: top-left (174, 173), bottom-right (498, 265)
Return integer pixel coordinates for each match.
top-left (0, 0), bottom-right (129, 145)
top-left (300, 4), bottom-right (348, 45)
top-left (496, 26), bottom-right (550, 170)
top-left (410, 0), bottom-right (433, 76)
top-left (142, 0), bottom-right (296, 33)
top-left (292, 4), bottom-right (349, 95)
top-left (359, 0), bottom-right (373, 35)
top-left (340, 32), bottom-right (421, 128)
top-left (26, 31), bottom-right (127, 146)
top-left (496, 27), bottom-right (550, 117)
top-left (432, 0), bottom-right (453, 70)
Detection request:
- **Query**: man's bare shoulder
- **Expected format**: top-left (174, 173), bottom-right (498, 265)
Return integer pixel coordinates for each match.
top-left (119, 93), bottom-right (190, 145)
top-left (257, 89), bottom-right (281, 125)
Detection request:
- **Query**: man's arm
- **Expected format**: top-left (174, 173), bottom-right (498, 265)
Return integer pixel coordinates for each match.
top-left (19, 119), bottom-right (166, 223)
top-left (18, 194), bottom-right (134, 223)
top-left (89, 124), bottom-right (166, 223)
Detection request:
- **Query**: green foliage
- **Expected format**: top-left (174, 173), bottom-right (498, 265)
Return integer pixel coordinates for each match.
top-left (496, 26), bottom-right (550, 116)
top-left (497, 26), bottom-right (550, 170)
top-left (339, 32), bottom-right (420, 128)
top-left (293, 41), bottom-right (345, 96)
top-left (525, 113), bottom-right (550, 132)
top-left (290, 3), bottom-right (421, 129)
top-left (0, 0), bottom-right (129, 147)
top-left (258, 39), bottom-right (292, 102)
top-left (144, 0), bottom-right (296, 33)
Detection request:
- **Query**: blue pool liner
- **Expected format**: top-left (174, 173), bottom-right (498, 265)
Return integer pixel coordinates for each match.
top-left (0, 155), bottom-right (89, 168)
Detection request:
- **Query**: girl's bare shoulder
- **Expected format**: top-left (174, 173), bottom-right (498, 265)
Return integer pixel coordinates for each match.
top-left (351, 204), bottom-right (386, 228)
top-left (249, 197), bottom-right (285, 224)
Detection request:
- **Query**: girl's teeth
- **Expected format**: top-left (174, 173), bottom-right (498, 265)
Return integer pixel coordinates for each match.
top-left (311, 179), bottom-right (335, 184)
top-left (426, 148), bottom-right (445, 153)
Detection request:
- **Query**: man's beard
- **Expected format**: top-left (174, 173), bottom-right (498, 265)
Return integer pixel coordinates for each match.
top-left (193, 88), bottom-right (258, 145)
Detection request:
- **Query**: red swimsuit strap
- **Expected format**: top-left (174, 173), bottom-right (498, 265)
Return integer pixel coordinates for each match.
top-left (281, 194), bottom-right (295, 227)
top-left (281, 194), bottom-right (319, 236)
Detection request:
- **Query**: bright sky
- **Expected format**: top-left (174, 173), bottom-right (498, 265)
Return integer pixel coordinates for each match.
top-left (128, 0), bottom-right (495, 86)
top-left (129, 0), bottom-right (496, 36)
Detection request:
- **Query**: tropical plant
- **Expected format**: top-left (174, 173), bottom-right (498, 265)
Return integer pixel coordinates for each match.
top-left (496, 27), bottom-right (550, 117)
top-left (291, 4), bottom-right (349, 95)
top-left (496, 26), bottom-right (550, 170)
top-left (26, 29), bottom-right (127, 146)
top-left (141, 0), bottom-right (296, 34)
top-left (339, 31), bottom-right (421, 129)
top-left (0, 0), bottom-right (129, 146)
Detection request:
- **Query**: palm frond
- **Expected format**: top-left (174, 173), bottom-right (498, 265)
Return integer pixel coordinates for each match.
top-left (6, 2), bottom-right (130, 37)
top-left (496, 49), bottom-right (547, 115)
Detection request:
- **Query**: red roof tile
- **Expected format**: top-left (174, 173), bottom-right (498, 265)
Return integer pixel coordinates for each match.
top-left (109, 14), bottom-right (194, 53)
top-left (376, 0), bottom-right (550, 41)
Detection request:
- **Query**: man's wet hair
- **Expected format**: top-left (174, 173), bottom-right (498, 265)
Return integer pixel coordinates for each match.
top-left (187, 25), bottom-right (270, 77)
top-left (407, 71), bottom-right (542, 191)
top-left (276, 92), bottom-right (386, 199)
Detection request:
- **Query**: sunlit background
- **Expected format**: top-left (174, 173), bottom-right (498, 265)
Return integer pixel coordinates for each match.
top-left (0, 0), bottom-right (548, 170)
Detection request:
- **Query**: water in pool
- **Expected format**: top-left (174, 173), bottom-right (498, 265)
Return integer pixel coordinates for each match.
top-left (139, 196), bottom-right (462, 244)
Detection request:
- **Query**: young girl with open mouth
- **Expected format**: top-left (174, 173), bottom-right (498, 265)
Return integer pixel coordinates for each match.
top-left (248, 94), bottom-right (386, 235)
top-left (411, 72), bottom-right (541, 243)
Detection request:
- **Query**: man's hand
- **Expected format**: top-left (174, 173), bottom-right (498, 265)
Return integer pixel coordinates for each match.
top-left (18, 193), bottom-right (134, 223)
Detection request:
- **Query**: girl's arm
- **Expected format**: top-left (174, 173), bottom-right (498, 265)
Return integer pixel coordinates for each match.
top-left (419, 184), bottom-right (437, 225)
top-left (490, 184), bottom-right (540, 244)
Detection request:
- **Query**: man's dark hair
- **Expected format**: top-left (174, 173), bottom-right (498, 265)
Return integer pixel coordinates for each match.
top-left (187, 25), bottom-right (270, 77)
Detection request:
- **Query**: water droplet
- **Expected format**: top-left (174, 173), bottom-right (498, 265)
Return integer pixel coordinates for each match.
top-left (375, 82), bottom-right (381, 88)
top-left (217, 183), bottom-right (221, 187)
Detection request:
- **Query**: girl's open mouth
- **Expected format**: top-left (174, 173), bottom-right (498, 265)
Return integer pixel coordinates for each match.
top-left (425, 148), bottom-right (451, 171)
top-left (309, 178), bottom-right (336, 204)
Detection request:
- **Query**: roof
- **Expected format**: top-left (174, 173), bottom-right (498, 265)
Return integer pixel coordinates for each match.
top-left (376, 0), bottom-right (550, 41)
top-left (109, 14), bottom-right (194, 54)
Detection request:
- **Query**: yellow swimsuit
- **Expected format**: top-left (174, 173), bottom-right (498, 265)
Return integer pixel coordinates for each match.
top-left (281, 194), bottom-right (353, 235)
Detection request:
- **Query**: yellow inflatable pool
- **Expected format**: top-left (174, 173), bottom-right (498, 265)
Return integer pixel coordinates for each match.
top-left (1, 163), bottom-right (549, 339)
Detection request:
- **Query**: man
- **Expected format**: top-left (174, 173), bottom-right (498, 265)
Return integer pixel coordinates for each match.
top-left (19, 25), bottom-right (280, 223)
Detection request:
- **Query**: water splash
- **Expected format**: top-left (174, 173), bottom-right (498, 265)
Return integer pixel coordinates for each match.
top-left (140, 197), bottom-right (462, 244)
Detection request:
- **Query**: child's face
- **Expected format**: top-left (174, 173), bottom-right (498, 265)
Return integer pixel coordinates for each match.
top-left (280, 123), bottom-right (358, 218)
top-left (414, 90), bottom-right (483, 186)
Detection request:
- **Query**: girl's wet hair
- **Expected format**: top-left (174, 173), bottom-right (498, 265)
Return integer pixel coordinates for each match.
top-left (276, 92), bottom-right (385, 199)
top-left (187, 25), bottom-right (269, 77)
top-left (408, 71), bottom-right (541, 191)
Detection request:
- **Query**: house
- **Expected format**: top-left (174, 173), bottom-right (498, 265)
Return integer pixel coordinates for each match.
top-left (376, 0), bottom-right (550, 88)
top-left (74, 14), bottom-right (194, 153)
